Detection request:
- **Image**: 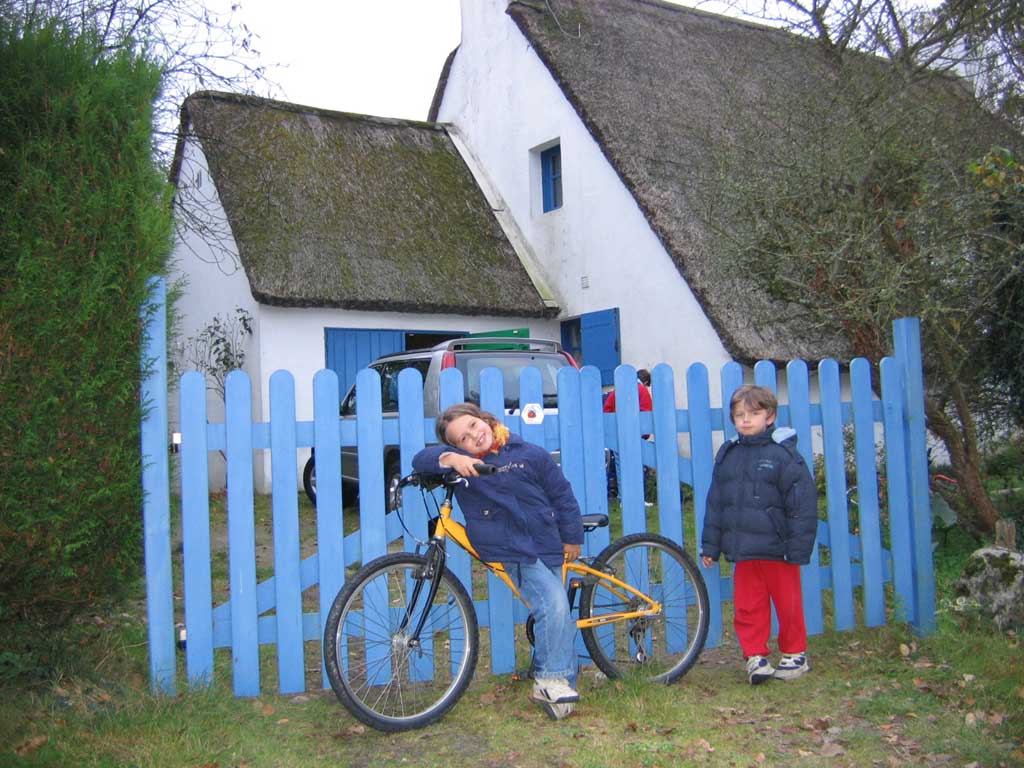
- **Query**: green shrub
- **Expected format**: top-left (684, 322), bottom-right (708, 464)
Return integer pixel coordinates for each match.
top-left (0, 20), bottom-right (172, 619)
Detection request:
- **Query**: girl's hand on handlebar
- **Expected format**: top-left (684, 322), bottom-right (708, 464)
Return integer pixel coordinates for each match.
top-left (563, 543), bottom-right (582, 562)
top-left (439, 452), bottom-right (488, 477)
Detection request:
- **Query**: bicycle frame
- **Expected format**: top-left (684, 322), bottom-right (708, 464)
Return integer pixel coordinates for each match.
top-left (422, 490), bottom-right (664, 635)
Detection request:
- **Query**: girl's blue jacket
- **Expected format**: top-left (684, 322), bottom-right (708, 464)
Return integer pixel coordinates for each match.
top-left (412, 434), bottom-right (584, 567)
top-left (700, 427), bottom-right (818, 565)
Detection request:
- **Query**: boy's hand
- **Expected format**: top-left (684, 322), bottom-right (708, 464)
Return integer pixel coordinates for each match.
top-left (701, 555), bottom-right (715, 568)
top-left (438, 452), bottom-right (483, 477)
top-left (563, 543), bottom-right (581, 562)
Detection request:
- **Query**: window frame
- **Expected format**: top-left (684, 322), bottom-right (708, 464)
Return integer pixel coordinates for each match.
top-left (540, 144), bottom-right (563, 213)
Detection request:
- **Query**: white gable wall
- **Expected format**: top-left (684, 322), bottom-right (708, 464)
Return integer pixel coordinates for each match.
top-left (437, 0), bottom-right (732, 406)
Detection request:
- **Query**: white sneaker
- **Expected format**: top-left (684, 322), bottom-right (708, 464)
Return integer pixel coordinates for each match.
top-left (773, 653), bottom-right (810, 680)
top-left (745, 655), bottom-right (775, 685)
top-left (540, 701), bottom-right (575, 720)
top-left (532, 677), bottom-right (580, 704)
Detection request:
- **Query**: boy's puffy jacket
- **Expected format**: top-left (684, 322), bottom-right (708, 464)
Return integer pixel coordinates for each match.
top-left (700, 427), bottom-right (818, 565)
top-left (412, 434), bottom-right (584, 567)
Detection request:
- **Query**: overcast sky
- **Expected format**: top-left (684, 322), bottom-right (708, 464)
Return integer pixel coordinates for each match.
top-left (221, 0), bottom-right (742, 122)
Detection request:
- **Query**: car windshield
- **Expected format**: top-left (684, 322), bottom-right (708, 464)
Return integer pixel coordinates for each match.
top-left (458, 352), bottom-right (568, 408)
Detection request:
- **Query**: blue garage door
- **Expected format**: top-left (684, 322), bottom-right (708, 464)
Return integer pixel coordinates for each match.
top-left (324, 329), bottom-right (405, 402)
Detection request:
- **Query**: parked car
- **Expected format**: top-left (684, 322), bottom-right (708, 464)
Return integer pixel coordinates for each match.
top-left (303, 337), bottom-right (578, 509)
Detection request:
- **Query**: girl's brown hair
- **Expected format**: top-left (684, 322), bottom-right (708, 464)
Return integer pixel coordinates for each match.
top-left (728, 385), bottom-right (778, 423)
top-left (435, 402), bottom-right (501, 445)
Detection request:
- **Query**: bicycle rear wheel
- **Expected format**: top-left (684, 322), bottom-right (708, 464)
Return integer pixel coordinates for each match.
top-left (323, 552), bottom-right (478, 731)
top-left (579, 533), bottom-right (709, 684)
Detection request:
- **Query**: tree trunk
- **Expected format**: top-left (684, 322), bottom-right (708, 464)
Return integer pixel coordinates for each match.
top-left (924, 399), bottom-right (1000, 534)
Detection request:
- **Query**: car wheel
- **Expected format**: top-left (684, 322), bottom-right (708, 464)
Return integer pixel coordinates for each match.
top-left (384, 455), bottom-right (402, 513)
top-left (303, 454), bottom-right (357, 508)
top-left (302, 456), bottom-right (317, 506)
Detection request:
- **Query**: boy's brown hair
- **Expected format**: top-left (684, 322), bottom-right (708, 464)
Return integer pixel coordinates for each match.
top-left (435, 402), bottom-right (501, 445)
top-left (728, 385), bottom-right (778, 423)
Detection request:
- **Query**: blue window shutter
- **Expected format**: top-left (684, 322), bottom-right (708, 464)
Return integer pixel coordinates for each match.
top-left (541, 145), bottom-right (562, 213)
top-left (580, 308), bottom-right (620, 385)
top-left (324, 329), bottom-right (405, 402)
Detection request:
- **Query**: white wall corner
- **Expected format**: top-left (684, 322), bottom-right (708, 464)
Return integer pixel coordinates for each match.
top-left (443, 124), bottom-right (562, 311)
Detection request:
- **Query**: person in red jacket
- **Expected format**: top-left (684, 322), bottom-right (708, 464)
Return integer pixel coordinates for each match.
top-left (604, 369), bottom-right (653, 501)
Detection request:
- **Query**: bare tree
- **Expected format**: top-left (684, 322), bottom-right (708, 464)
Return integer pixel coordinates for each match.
top-left (700, 0), bottom-right (1023, 533)
top-left (4, 0), bottom-right (270, 166)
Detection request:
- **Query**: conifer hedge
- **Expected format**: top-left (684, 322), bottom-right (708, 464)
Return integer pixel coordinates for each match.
top-left (0, 19), bottom-right (173, 617)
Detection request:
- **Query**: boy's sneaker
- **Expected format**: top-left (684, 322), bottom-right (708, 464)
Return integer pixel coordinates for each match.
top-left (773, 653), bottom-right (810, 680)
top-left (532, 677), bottom-right (580, 705)
top-left (745, 655), bottom-right (775, 685)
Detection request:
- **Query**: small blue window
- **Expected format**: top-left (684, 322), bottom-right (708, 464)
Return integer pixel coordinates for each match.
top-left (541, 144), bottom-right (562, 213)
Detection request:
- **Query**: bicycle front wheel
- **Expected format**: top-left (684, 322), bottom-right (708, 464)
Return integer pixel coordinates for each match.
top-left (579, 533), bottom-right (709, 684)
top-left (323, 552), bottom-right (478, 732)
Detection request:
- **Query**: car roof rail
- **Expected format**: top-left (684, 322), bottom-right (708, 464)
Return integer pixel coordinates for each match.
top-left (439, 337), bottom-right (564, 352)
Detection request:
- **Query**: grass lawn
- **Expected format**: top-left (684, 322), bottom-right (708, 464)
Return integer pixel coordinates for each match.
top-left (2, 516), bottom-right (1022, 767)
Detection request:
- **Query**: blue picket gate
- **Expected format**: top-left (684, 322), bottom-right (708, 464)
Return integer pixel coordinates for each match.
top-left (140, 280), bottom-right (935, 696)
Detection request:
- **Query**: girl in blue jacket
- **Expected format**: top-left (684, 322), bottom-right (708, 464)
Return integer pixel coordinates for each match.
top-left (412, 402), bottom-right (585, 720)
top-left (700, 385), bottom-right (818, 685)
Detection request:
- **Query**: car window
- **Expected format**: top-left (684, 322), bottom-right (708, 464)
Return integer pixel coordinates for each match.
top-left (457, 353), bottom-right (569, 408)
top-left (342, 359), bottom-right (430, 416)
top-left (380, 359), bottom-right (429, 411)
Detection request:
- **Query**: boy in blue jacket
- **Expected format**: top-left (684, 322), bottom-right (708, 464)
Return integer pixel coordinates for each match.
top-left (700, 385), bottom-right (818, 684)
top-left (413, 402), bottom-right (585, 719)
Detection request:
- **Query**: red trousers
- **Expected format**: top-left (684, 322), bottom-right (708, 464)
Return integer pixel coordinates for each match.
top-left (733, 560), bottom-right (807, 658)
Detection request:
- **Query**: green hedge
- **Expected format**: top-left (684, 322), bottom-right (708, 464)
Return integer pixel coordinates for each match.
top-left (0, 20), bottom-right (172, 618)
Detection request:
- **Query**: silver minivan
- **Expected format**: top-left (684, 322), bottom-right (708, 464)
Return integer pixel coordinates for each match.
top-left (303, 337), bottom-right (577, 509)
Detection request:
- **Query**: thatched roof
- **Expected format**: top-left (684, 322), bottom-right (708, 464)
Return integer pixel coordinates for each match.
top-left (173, 91), bottom-right (557, 317)
top-left (430, 0), bottom-right (1013, 361)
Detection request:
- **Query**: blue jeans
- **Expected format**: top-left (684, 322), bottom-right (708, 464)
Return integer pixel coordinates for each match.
top-left (506, 559), bottom-right (577, 680)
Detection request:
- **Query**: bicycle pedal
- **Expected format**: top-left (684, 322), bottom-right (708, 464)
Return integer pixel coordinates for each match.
top-left (511, 667), bottom-right (535, 681)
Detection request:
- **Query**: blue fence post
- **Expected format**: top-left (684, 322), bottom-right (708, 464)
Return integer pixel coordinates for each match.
top-left (786, 359), bottom-right (824, 635)
top-left (225, 370), bottom-right (260, 696)
top-left (313, 369), bottom-right (343, 689)
top-left (688, 363), bottom-right (721, 646)
top-left (269, 371), bottom-right (305, 693)
top-left (880, 358), bottom-right (915, 623)
top-left (140, 276), bottom-right (175, 694)
top-left (180, 371), bottom-right (214, 686)
top-left (893, 318), bottom-right (936, 635)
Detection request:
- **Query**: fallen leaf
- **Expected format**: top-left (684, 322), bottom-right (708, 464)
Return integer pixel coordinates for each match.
top-left (899, 643), bottom-right (911, 657)
top-left (276, 718), bottom-right (289, 724)
top-left (344, 724), bottom-right (365, 736)
top-left (965, 712), bottom-right (978, 727)
top-left (987, 711), bottom-right (1005, 725)
top-left (962, 674), bottom-right (976, 684)
top-left (479, 691), bottom-right (497, 706)
top-left (754, 753), bottom-right (766, 763)
top-left (14, 736), bottom-right (47, 756)
top-left (820, 742), bottom-right (845, 757)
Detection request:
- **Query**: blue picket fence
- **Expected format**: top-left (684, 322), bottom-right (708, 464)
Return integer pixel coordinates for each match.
top-left (140, 280), bottom-right (935, 696)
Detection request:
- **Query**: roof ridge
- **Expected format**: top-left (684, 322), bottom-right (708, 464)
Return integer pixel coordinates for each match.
top-left (184, 90), bottom-right (445, 132)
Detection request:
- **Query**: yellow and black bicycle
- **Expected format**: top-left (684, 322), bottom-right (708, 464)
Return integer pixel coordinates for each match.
top-left (323, 466), bottom-right (710, 732)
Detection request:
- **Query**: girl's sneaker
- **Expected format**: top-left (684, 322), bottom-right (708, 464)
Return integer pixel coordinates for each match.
top-left (532, 678), bottom-right (579, 721)
top-left (773, 653), bottom-right (810, 680)
top-left (745, 655), bottom-right (775, 685)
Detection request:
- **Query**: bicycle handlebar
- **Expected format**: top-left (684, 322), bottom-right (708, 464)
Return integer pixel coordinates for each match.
top-left (398, 464), bottom-right (497, 491)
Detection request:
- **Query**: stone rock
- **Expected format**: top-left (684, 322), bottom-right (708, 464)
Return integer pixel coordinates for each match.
top-left (954, 547), bottom-right (1024, 631)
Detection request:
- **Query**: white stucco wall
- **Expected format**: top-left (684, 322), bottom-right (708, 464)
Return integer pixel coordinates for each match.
top-left (169, 138), bottom-right (263, 490)
top-left (437, 0), bottom-right (734, 409)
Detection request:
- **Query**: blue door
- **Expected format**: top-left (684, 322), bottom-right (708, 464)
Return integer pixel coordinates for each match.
top-left (561, 308), bottom-right (620, 385)
top-left (324, 329), bottom-right (405, 402)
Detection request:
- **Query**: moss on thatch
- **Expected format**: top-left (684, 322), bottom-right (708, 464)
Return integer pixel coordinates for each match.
top-left (179, 91), bottom-right (556, 317)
